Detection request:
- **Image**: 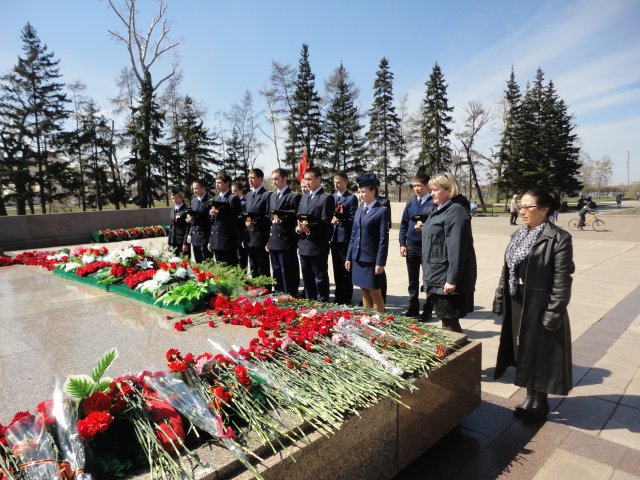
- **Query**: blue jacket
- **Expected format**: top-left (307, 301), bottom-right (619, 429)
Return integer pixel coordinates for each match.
top-left (187, 193), bottom-right (212, 247)
top-left (346, 201), bottom-right (389, 266)
top-left (399, 195), bottom-right (433, 248)
top-left (297, 188), bottom-right (335, 256)
top-left (331, 191), bottom-right (358, 244)
top-left (243, 186), bottom-right (272, 248)
top-left (208, 191), bottom-right (242, 251)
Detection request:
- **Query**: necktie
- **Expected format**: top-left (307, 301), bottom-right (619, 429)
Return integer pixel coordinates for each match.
top-left (277, 192), bottom-right (282, 200)
top-left (363, 206), bottom-right (369, 215)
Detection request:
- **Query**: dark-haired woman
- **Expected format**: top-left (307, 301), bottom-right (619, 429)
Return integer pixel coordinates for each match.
top-left (168, 191), bottom-right (190, 257)
top-left (493, 188), bottom-right (574, 423)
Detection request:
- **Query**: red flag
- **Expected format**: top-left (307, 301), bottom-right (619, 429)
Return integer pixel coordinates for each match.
top-left (297, 147), bottom-right (308, 183)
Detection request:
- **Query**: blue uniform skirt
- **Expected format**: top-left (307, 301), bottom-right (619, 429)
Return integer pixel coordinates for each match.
top-left (352, 260), bottom-right (383, 290)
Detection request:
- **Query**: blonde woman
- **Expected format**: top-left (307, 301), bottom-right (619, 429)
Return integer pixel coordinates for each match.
top-left (421, 172), bottom-right (477, 333)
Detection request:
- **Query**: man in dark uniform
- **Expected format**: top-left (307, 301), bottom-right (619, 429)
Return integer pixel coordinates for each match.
top-left (296, 167), bottom-right (335, 302)
top-left (244, 168), bottom-right (271, 278)
top-left (330, 171), bottom-right (357, 305)
top-left (232, 182), bottom-right (248, 269)
top-left (207, 172), bottom-right (242, 266)
top-left (268, 168), bottom-right (300, 296)
top-left (186, 178), bottom-right (213, 263)
top-left (168, 187), bottom-right (190, 257)
top-left (399, 172), bottom-right (434, 320)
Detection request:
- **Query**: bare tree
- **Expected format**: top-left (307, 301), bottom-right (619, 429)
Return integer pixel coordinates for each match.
top-left (224, 91), bottom-right (264, 180)
top-left (456, 101), bottom-right (492, 211)
top-left (68, 80), bottom-right (88, 210)
top-left (107, 0), bottom-right (179, 207)
top-left (593, 155), bottom-right (613, 193)
top-left (258, 83), bottom-right (282, 167)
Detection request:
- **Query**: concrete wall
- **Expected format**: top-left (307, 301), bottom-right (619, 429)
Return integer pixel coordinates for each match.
top-left (0, 208), bottom-right (171, 251)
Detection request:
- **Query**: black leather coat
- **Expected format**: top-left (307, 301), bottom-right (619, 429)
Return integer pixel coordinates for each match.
top-left (493, 222), bottom-right (574, 396)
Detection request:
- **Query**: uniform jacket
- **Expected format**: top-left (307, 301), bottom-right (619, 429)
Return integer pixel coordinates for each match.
top-left (187, 193), bottom-right (211, 247)
top-left (297, 188), bottom-right (335, 256)
top-left (493, 222), bottom-right (574, 396)
top-left (244, 186), bottom-right (272, 248)
top-left (399, 195), bottom-right (433, 248)
top-left (421, 195), bottom-right (477, 295)
top-left (208, 191), bottom-right (242, 251)
top-left (168, 203), bottom-right (188, 248)
top-left (268, 187), bottom-right (300, 251)
top-left (346, 201), bottom-right (389, 266)
top-left (331, 191), bottom-right (358, 244)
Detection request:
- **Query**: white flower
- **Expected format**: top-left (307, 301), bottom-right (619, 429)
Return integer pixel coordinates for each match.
top-left (120, 247), bottom-right (137, 260)
top-left (81, 255), bottom-right (96, 264)
top-left (137, 258), bottom-right (154, 270)
top-left (155, 269), bottom-right (171, 284)
top-left (138, 278), bottom-right (160, 293)
top-left (175, 267), bottom-right (188, 279)
top-left (168, 256), bottom-right (182, 264)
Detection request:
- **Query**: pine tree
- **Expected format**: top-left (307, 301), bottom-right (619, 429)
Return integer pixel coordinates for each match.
top-left (285, 44), bottom-right (323, 177)
top-left (419, 62), bottom-right (454, 174)
top-left (495, 67), bottom-right (521, 202)
top-left (0, 23), bottom-right (70, 214)
top-left (322, 63), bottom-right (366, 178)
top-left (366, 57), bottom-right (402, 197)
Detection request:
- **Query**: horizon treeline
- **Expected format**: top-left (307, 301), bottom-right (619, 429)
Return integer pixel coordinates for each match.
top-left (0, 5), bottom-right (585, 216)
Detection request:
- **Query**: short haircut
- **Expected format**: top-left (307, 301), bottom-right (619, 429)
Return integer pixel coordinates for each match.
top-left (272, 168), bottom-right (289, 178)
top-left (172, 191), bottom-right (185, 202)
top-left (193, 178), bottom-right (207, 188)
top-left (429, 172), bottom-right (461, 198)
top-left (232, 182), bottom-right (245, 192)
top-left (412, 172), bottom-right (430, 185)
top-left (304, 167), bottom-right (322, 179)
top-left (249, 168), bottom-right (264, 179)
top-left (215, 171), bottom-right (232, 184)
top-left (333, 171), bottom-right (348, 182)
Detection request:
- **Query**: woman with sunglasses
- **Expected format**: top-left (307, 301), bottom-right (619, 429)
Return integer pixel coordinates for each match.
top-left (493, 188), bottom-right (574, 423)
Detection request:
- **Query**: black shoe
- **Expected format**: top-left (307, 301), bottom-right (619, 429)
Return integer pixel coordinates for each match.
top-left (523, 392), bottom-right (549, 423)
top-left (514, 389), bottom-right (535, 417)
top-left (402, 309), bottom-right (419, 318)
top-left (420, 312), bottom-right (433, 322)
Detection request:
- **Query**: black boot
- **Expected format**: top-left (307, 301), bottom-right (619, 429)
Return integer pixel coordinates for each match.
top-left (514, 389), bottom-right (535, 417)
top-left (523, 391), bottom-right (549, 423)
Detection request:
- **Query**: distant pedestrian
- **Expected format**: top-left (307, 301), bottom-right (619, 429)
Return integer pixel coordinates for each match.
top-left (509, 195), bottom-right (519, 225)
top-left (615, 192), bottom-right (623, 209)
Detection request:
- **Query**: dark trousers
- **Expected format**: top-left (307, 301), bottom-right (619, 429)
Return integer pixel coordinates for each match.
top-left (331, 242), bottom-right (352, 304)
top-left (270, 249), bottom-right (300, 296)
top-left (300, 253), bottom-right (330, 302)
top-left (238, 244), bottom-right (248, 270)
top-left (248, 246), bottom-right (270, 278)
top-left (214, 249), bottom-right (238, 267)
top-left (193, 244), bottom-right (213, 263)
top-left (510, 212), bottom-right (518, 225)
top-left (406, 246), bottom-right (434, 318)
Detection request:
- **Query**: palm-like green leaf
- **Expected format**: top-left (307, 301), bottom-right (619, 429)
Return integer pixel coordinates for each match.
top-left (94, 377), bottom-right (113, 393)
top-left (91, 348), bottom-right (119, 382)
top-left (64, 374), bottom-right (96, 399)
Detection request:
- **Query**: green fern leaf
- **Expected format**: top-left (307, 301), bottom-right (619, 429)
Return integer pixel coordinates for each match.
top-left (64, 374), bottom-right (96, 399)
top-left (94, 377), bottom-right (113, 393)
top-left (91, 348), bottom-right (119, 382)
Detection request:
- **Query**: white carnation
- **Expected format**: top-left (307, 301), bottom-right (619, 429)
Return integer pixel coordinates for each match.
top-left (155, 269), bottom-right (171, 284)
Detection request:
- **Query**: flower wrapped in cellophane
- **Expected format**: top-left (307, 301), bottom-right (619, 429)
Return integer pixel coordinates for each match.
top-left (51, 381), bottom-right (92, 480)
top-left (3, 412), bottom-right (60, 480)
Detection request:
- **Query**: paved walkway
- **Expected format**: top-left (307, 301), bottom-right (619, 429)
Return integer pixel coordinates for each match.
top-left (1, 202), bottom-right (639, 479)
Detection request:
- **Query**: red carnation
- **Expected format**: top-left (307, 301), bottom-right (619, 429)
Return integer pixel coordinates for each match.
top-left (83, 391), bottom-right (112, 415)
top-left (145, 391), bottom-right (185, 453)
top-left (36, 399), bottom-right (56, 426)
top-left (77, 410), bottom-right (114, 441)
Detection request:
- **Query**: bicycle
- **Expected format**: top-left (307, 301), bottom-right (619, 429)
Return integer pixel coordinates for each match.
top-left (568, 212), bottom-right (606, 231)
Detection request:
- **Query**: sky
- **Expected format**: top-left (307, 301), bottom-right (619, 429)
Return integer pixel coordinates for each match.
top-left (1, 0), bottom-right (639, 186)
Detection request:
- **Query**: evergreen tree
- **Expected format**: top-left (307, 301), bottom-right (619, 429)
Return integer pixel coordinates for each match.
top-left (225, 127), bottom-right (247, 183)
top-left (366, 57), bottom-right (402, 197)
top-left (419, 62), bottom-right (453, 174)
top-left (322, 63), bottom-right (366, 178)
top-left (495, 67), bottom-right (521, 202)
top-left (285, 44), bottom-right (323, 176)
top-left (0, 23), bottom-right (70, 214)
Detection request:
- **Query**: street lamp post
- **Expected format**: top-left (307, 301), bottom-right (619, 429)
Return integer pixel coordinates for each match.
top-left (627, 151), bottom-right (630, 193)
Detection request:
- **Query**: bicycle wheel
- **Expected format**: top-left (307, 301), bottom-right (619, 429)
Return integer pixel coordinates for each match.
top-left (592, 219), bottom-right (606, 232)
top-left (568, 218), bottom-right (580, 231)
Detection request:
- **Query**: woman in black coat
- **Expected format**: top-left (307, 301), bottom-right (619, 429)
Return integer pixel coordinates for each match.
top-left (493, 188), bottom-right (574, 423)
top-left (421, 172), bottom-right (477, 333)
top-left (168, 190), bottom-right (190, 257)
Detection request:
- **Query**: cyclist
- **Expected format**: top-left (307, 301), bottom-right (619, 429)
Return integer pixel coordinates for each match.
top-left (577, 196), bottom-right (597, 229)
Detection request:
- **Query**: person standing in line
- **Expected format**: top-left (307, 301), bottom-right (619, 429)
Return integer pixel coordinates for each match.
top-left (232, 182), bottom-right (248, 269)
top-left (493, 188), bottom-right (574, 423)
top-left (345, 174), bottom-right (389, 313)
top-left (268, 168), bottom-right (301, 296)
top-left (615, 191), bottom-right (623, 209)
top-left (244, 169), bottom-right (272, 278)
top-left (510, 194), bottom-right (519, 225)
top-left (186, 178), bottom-right (213, 263)
top-left (296, 167), bottom-right (335, 302)
top-left (168, 188), bottom-right (190, 257)
top-left (422, 172), bottom-right (477, 333)
top-left (399, 172), bottom-right (434, 320)
top-left (207, 172), bottom-right (242, 266)
top-left (330, 171), bottom-right (357, 305)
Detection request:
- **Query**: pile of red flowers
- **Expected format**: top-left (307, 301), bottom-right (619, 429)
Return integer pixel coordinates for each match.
top-left (123, 269), bottom-right (157, 289)
top-left (76, 261), bottom-right (112, 277)
top-left (0, 250), bottom-right (66, 270)
top-left (94, 225), bottom-right (167, 243)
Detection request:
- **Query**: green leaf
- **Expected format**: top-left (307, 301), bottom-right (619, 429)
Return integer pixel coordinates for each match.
top-left (94, 377), bottom-right (113, 394)
top-left (91, 348), bottom-right (119, 382)
top-left (64, 374), bottom-right (96, 400)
